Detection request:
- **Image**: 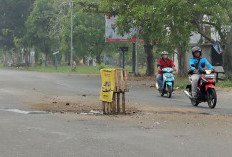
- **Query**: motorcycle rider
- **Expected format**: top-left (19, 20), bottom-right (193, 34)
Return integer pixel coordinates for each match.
top-left (190, 46), bottom-right (214, 101)
top-left (156, 51), bottom-right (176, 91)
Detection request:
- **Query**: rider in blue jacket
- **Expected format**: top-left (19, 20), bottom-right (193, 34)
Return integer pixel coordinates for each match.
top-left (190, 46), bottom-right (214, 101)
top-left (190, 56), bottom-right (214, 71)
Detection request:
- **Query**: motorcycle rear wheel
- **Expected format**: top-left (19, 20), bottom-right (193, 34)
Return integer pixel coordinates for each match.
top-left (207, 88), bottom-right (217, 109)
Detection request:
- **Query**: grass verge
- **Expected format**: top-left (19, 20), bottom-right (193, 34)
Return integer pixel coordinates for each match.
top-left (20, 65), bottom-right (100, 74)
top-left (175, 77), bottom-right (232, 89)
top-left (217, 79), bottom-right (232, 88)
top-left (6, 65), bottom-right (232, 88)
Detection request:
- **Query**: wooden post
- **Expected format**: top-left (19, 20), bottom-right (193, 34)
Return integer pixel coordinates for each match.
top-left (108, 102), bottom-right (111, 114)
top-left (102, 101), bottom-right (106, 114)
top-left (122, 92), bottom-right (126, 114)
top-left (115, 69), bottom-right (118, 91)
top-left (112, 93), bottom-right (116, 114)
top-left (124, 69), bottom-right (129, 92)
top-left (105, 102), bottom-right (108, 114)
top-left (101, 69), bottom-right (128, 115)
top-left (110, 102), bottom-right (113, 113)
top-left (120, 69), bottom-right (124, 92)
top-left (117, 93), bottom-right (120, 113)
top-left (115, 69), bottom-right (119, 92)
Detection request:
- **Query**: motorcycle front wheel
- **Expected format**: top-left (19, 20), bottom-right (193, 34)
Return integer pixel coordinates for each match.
top-left (161, 90), bottom-right (165, 96)
top-left (191, 98), bottom-right (199, 106)
top-left (207, 88), bottom-right (217, 109)
top-left (167, 85), bottom-right (172, 98)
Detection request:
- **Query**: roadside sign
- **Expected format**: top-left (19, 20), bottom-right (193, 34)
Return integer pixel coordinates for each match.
top-left (30, 51), bottom-right (35, 57)
top-left (118, 47), bottom-right (129, 52)
top-left (52, 49), bottom-right (59, 71)
top-left (100, 69), bottom-right (116, 102)
top-left (105, 15), bottom-right (136, 43)
top-left (213, 40), bottom-right (222, 54)
top-left (53, 50), bottom-right (59, 55)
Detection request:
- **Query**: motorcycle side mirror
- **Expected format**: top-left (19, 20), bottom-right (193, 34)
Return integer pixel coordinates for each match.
top-left (201, 63), bottom-right (205, 68)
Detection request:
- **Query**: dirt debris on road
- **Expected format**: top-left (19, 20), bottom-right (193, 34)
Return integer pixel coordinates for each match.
top-left (30, 94), bottom-right (199, 115)
top-left (29, 95), bottom-right (232, 126)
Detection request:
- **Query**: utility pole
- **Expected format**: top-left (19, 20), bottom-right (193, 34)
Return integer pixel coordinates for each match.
top-left (132, 43), bottom-right (136, 73)
top-left (118, 47), bottom-right (128, 76)
top-left (70, 0), bottom-right (73, 69)
top-left (135, 29), bottom-right (139, 75)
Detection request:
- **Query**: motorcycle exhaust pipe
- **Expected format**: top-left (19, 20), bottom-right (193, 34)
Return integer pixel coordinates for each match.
top-left (184, 90), bottom-right (192, 99)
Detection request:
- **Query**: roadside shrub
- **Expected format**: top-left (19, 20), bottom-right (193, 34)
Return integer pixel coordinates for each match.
top-left (98, 63), bottom-right (108, 70)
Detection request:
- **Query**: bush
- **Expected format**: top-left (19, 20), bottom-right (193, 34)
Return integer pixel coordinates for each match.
top-left (72, 66), bottom-right (77, 72)
top-left (98, 63), bottom-right (108, 71)
top-left (11, 63), bottom-right (28, 67)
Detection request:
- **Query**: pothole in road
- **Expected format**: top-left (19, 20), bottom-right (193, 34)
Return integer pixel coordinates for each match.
top-left (29, 100), bottom-right (217, 117)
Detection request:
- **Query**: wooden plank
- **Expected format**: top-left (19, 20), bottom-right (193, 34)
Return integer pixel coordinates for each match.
top-left (124, 69), bottom-right (129, 92)
top-left (120, 69), bottom-right (124, 92)
top-left (122, 92), bottom-right (126, 114)
top-left (117, 93), bottom-right (120, 113)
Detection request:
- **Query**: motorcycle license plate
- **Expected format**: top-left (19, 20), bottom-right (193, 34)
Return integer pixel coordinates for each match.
top-left (205, 74), bottom-right (215, 79)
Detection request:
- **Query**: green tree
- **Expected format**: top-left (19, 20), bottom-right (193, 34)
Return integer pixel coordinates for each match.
top-left (190, 0), bottom-right (232, 78)
top-left (101, 0), bottom-right (167, 76)
top-left (155, 0), bottom-right (193, 77)
top-left (60, 1), bottom-right (106, 65)
top-left (162, 0), bottom-right (232, 78)
top-left (24, 0), bottom-right (62, 65)
top-left (0, 0), bottom-right (34, 64)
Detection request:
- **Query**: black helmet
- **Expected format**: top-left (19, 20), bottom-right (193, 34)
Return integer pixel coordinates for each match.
top-left (191, 46), bottom-right (202, 56)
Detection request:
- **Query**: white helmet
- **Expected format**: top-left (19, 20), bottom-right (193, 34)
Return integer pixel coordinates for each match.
top-left (161, 51), bottom-right (169, 56)
top-left (191, 46), bottom-right (202, 56)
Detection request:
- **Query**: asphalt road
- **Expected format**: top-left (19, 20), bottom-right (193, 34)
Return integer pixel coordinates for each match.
top-left (0, 68), bottom-right (232, 157)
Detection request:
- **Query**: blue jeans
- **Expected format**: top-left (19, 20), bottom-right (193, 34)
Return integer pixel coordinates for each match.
top-left (156, 74), bottom-right (163, 89)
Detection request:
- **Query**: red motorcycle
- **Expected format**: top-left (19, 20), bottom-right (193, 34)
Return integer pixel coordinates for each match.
top-left (184, 64), bottom-right (217, 109)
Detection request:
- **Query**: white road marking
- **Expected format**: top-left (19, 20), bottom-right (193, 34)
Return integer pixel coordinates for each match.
top-left (0, 109), bottom-right (48, 114)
